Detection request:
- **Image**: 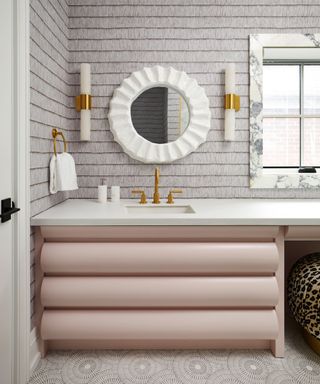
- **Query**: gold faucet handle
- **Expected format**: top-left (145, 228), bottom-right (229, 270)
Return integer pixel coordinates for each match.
top-left (167, 189), bottom-right (183, 204)
top-left (132, 190), bottom-right (147, 204)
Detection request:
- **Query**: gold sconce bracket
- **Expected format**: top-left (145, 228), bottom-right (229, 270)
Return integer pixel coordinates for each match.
top-left (75, 94), bottom-right (92, 112)
top-left (224, 93), bottom-right (240, 112)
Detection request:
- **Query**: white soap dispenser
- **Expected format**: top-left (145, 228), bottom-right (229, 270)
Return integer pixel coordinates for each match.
top-left (98, 179), bottom-right (107, 203)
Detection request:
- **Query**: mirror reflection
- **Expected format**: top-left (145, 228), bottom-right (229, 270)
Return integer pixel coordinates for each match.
top-left (263, 47), bottom-right (320, 168)
top-left (131, 87), bottom-right (189, 144)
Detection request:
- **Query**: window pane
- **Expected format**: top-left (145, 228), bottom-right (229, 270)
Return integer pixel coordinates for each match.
top-left (304, 66), bottom-right (320, 115)
top-left (263, 65), bottom-right (300, 115)
top-left (263, 118), bottom-right (300, 167)
top-left (303, 118), bottom-right (320, 166)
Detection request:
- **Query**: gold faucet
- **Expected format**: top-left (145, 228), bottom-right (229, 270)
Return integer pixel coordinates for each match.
top-left (152, 167), bottom-right (161, 204)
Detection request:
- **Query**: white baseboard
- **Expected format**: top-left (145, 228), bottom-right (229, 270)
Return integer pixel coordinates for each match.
top-left (29, 327), bottom-right (40, 374)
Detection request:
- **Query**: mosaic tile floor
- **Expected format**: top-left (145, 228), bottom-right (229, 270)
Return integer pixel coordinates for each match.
top-left (29, 319), bottom-right (320, 384)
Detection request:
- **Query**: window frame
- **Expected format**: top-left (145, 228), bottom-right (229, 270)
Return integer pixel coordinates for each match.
top-left (249, 34), bottom-right (320, 189)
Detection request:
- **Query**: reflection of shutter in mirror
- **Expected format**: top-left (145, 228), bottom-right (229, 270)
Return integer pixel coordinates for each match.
top-left (167, 88), bottom-right (179, 142)
top-left (167, 88), bottom-right (189, 141)
top-left (131, 86), bottom-right (190, 144)
top-left (180, 95), bottom-right (189, 134)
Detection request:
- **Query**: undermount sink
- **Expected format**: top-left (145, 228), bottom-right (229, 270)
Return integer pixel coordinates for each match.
top-left (125, 205), bottom-right (195, 215)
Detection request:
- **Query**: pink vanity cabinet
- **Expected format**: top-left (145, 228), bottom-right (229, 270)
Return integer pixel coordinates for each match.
top-left (35, 225), bottom-right (284, 357)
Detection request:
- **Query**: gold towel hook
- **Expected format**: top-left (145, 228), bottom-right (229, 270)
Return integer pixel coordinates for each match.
top-left (52, 128), bottom-right (67, 156)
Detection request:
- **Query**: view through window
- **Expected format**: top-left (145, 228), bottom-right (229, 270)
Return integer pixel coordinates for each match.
top-left (263, 64), bottom-right (320, 168)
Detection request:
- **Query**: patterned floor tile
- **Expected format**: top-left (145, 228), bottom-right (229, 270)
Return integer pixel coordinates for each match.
top-left (28, 320), bottom-right (320, 384)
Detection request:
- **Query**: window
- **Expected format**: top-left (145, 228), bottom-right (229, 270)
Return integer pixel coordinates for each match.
top-left (263, 63), bottom-right (320, 169)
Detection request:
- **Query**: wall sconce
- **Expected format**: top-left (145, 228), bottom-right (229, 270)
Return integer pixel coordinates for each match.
top-left (224, 63), bottom-right (240, 141)
top-left (76, 63), bottom-right (91, 141)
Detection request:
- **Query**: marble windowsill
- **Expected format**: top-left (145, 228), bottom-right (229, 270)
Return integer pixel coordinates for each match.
top-left (250, 172), bottom-right (320, 189)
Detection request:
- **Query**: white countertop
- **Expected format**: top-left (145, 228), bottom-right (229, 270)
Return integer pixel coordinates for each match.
top-left (31, 199), bottom-right (320, 226)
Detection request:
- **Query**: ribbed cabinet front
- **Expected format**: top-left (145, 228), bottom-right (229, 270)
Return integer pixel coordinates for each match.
top-left (37, 226), bottom-right (284, 356)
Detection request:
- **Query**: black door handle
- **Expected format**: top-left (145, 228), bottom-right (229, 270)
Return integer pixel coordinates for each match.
top-left (0, 198), bottom-right (20, 223)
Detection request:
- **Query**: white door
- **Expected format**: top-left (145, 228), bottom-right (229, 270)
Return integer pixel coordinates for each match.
top-left (0, 0), bottom-right (17, 383)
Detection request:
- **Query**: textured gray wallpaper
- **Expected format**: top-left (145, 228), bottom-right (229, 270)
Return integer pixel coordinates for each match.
top-left (30, 0), bottom-right (320, 327)
top-left (67, 0), bottom-right (320, 200)
top-left (30, 0), bottom-right (71, 217)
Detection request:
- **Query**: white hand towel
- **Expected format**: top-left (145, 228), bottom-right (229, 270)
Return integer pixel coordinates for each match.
top-left (50, 152), bottom-right (78, 194)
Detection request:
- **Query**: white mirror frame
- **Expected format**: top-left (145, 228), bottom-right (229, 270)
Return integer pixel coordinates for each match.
top-left (108, 65), bottom-right (211, 163)
top-left (250, 33), bottom-right (320, 189)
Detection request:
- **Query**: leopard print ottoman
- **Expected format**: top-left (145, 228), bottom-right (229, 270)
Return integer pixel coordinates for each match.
top-left (288, 253), bottom-right (320, 352)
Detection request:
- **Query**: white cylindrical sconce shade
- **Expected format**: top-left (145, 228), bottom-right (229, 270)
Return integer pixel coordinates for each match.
top-left (80, 63), bottom-right (91, 141)
top-left (225, 63), bottom-right (235, 94)
top-left (225, 111), bottom-right (235, 141)
top-left (80, 63), bottom-right (91, 94)
top-left (80, 110), bottom-right (90, 141)
top-left (225, 63), bottom-right (236, 141)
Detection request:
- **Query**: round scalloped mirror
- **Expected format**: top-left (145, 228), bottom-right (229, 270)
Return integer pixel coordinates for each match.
top-left (108, 66), bottom-right (211, 163)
